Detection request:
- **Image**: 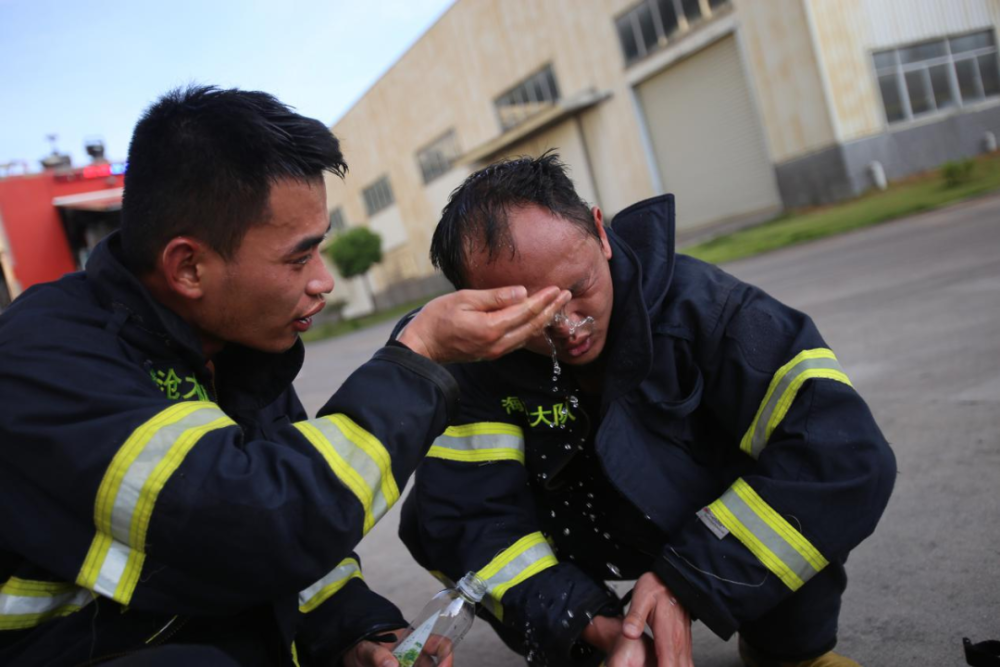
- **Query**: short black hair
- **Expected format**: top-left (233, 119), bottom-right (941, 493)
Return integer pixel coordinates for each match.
top-left (120, 85), bottom-right (347, 273)
top-left (430, 152), bottom-right (598, 289)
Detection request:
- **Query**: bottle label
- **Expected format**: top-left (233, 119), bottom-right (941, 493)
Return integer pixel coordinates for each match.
top-left (392, 612), bottom-right (439, 667)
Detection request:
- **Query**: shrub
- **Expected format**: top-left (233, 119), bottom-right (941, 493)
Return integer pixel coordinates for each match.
top-left (942, 159), bottom-right (976, 188)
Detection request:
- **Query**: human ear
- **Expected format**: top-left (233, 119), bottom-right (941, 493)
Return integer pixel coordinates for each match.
top-left (592, 207), bottom-right (612, 260)
top-left (160, 237), bottom-right (207, 300)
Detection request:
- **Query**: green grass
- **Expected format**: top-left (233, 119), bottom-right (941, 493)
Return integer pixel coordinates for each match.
top-left (301, 294), bottom-right (444, 343)
top-left (683, 152), bottom-right (1000, 265)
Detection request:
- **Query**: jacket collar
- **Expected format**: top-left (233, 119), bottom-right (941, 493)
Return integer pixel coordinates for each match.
top-left (486, 194), bottom-right (677, 405)
top-left (86, 232), bottom-right (304, 411)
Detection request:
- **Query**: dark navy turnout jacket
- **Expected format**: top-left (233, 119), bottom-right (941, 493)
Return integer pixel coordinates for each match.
top-left (0, 233), bottom-right (458, 666)
top-left (399, 195), bottom-right (896, 665)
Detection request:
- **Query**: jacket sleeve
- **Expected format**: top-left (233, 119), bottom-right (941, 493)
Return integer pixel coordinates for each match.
top-left (651, 279), bottom-right (897, 638)
top-left (398, 363), bottom-right (618, 666)
top-left (293, 552), bottom-right (407, 666)
top-left (0, 307), bottom-right (457, 619)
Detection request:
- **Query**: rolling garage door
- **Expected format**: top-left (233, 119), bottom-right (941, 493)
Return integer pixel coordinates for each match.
top-left (636, 35), bottom-right (780, 232)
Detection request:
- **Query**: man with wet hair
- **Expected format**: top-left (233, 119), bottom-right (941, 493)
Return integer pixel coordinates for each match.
top-left (0, 87), bottom-right (569, 666)
top-left (398, 153), bottom-right (896, 667)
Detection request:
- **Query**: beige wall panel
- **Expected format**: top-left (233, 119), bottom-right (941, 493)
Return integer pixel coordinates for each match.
top-left (733, 0), bottom-right (836, 161)
top-left (637, 35), bottom-right (781, 230)
top-left (807, 0), bottom-right (881, 142)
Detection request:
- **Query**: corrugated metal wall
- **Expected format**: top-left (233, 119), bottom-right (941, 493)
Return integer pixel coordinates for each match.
top-left (808, 0), bottom-right (1000, 142)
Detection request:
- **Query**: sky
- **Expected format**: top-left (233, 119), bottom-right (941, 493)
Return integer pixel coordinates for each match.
top-left (0, 0), bottom-right (456, 170)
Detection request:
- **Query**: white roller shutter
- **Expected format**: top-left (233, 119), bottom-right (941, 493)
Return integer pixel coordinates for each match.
top-left (636, 35), bottom-right (780, 231)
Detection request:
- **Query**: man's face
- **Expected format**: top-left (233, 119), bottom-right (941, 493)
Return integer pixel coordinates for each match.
top-left (197, 178), bottom-right (334, 354)
top-left (465, 204), bottom-right (614, 366)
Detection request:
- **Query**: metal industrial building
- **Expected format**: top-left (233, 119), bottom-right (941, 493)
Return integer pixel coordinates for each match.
top-left (325, 0), bottom-right (1000, 314)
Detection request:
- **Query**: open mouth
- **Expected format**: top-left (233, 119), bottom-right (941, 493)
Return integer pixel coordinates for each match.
top-left (293, 302), bottom-right (326, 332)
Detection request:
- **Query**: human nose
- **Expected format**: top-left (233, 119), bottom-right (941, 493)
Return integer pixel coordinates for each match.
top-left (307, 257), bottom-right (335, 297)
top-left (548, 306), bottom-right (576, 338)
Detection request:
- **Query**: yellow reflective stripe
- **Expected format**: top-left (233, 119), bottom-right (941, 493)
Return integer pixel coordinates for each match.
top-left (294, 415), bottom-right (398, 536)
top-left (295, 421), bottom-right (376, 533)
top-left (445, 423), bottom-right (523, 438)
top-left (298, 557), bottom-right (363, 613)
top-left (740, 349), bottom-right (852, 459)
top-left (328, 414), bottom-right (400, 511)
top-left (708, 479), bottom-right (828, 591)
top-left (77, 402), bottom-right (234, 604)
top-left (0, 578), bottom-right (94, 630)
top-left (427, 423), bottom-right (525, 465)
top-left (490, 554), bottom-right (558, 601)
top-left (426, 445), bottom-right (525, 464)
top-left (476, 532), bottom-right (558, 620)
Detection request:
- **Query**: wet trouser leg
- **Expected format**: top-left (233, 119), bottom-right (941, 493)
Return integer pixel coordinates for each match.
top-left (738, 558), bottom-right (847, 662)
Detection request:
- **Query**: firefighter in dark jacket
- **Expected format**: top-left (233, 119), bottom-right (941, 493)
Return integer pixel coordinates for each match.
top-left (0, 87), bottom-right (571, 667)
top-left (398, 154), bottom-right (896, 667)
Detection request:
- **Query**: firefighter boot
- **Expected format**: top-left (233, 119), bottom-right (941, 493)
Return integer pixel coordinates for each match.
top-left (739, 638), bottom-right (861, 667)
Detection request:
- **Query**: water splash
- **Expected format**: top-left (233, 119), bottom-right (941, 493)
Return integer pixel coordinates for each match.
top-left (606, 563), bottom-right (622, 577)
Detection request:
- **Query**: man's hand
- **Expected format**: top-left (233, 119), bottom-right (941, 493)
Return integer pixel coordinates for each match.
top-left (621, 572), bottom-right (693, 667)
top-left (342, 635), bottom-right (398, 667)
top-left (582, 615), bottom-right (656, 667)
top-left (398, 286), bottom-right (571, 364)
top-left (342, 630), bottom-right (455, 667)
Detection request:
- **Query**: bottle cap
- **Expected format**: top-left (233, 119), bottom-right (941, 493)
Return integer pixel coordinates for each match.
top-left (456, 571), bottom-right (488, 603)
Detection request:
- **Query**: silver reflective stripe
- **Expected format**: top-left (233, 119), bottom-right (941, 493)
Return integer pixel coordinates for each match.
top-left (427, 423), bottom-right (525, 464)
top-left (92, 540), bottom-right (132, 599)
top-left (296, 416), bottom-right (398, 534)
top-left (299, 558), bottom-right (362, 613)
top-left (477, 533), bottom-right (558, 604)
top-left (0, 579), bottom-right (94, 630)
top-left (77, 401), bottom-right (235, 605)
top-left (709, 480), bottom-right (828, 591)
top-left (0, 588), bottom-right (92, 615)
top-left (110, 406), bottom-right (230, 544)
top-left (742, 351), bottom-right (851, 459)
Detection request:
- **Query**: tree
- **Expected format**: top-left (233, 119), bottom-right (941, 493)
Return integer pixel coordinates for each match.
top-left (326, 227), bottom-right (383, 310)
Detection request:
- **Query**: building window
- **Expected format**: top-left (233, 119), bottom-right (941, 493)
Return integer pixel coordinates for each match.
top-left (362, 176), bottom-right (394, 216)
top-left (616, 0), bottom-right (731, 66)
top-left (495, 65), bottom-right (560, 132)
top-left (329, 207), bottom-right (346, 232)
top-left (417, 130), bottom-right (461, 184)
top-left (874, 30), bottom-right (1000, 124)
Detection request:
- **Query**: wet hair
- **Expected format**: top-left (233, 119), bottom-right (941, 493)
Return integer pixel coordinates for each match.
top-left (430, 151), bottom-right (598, 289)
top-left (120, 85), bottom-right (347, 273)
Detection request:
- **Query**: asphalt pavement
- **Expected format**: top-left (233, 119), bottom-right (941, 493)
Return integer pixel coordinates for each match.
top-left (294, 193), bottom-right (1000, 667)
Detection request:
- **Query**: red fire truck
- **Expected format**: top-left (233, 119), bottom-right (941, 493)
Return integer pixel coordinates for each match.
top-left (0, 149), bottom-right (125, 312)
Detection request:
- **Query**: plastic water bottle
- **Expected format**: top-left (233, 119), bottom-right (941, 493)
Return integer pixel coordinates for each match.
top-left (392, 572), bottom-right (487, 667)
